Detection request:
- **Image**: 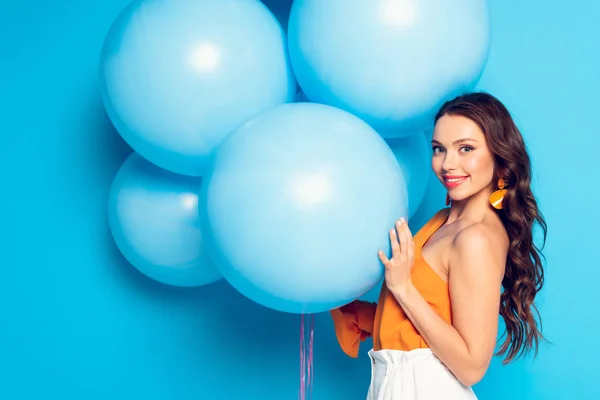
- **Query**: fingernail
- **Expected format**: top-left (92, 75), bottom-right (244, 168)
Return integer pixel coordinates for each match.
top-left (400, 217), bottom-right (406, 223)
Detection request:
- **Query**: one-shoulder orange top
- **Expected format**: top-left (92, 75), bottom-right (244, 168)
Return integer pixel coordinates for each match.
top-left (330, 208), bottom-right (452, 358)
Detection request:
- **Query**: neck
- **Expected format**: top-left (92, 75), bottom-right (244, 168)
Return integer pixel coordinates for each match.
top-left (447, 187), bottom-right (494, 224)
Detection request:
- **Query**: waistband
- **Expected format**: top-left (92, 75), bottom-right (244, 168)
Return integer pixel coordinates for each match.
top-left (368, 348), bottom-right (442, 366)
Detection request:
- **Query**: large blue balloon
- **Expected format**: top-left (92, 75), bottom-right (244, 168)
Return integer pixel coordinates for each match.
top-left (386, 131), bottom-right (431, 218)
top-left (100, 0), bottom-right (296, 176)
top-left (200, 103), bottom-right (408, 314)
top-left (109, 153), bottom-right (221, 287)
top-left (288, 0), bottom-right (490, 131)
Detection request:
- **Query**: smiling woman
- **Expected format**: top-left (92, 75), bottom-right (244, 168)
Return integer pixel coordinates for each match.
top-left (432, 92), bottom-right (548, 362)
top-left (432, 119), bottom-right (497, 206)
top-left (330, 92), bottom-right (547, 399)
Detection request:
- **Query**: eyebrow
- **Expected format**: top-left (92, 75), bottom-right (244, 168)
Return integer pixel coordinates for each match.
top-left (431, 138), bottom-right (479, 145)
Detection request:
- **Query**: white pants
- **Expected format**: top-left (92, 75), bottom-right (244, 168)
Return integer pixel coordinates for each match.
top-left (366, 349), bottom-right (477, 400)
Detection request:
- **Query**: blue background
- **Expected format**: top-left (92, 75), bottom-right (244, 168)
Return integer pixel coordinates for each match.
top-left (1, 0), bottom-right (597, 398)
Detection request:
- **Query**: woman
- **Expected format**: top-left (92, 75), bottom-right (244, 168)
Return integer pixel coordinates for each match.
top-left (330, 92), bottom-right (547, 399)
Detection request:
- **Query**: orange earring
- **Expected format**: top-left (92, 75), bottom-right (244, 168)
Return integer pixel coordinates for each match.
top-left (445, 192), bottom-right (451, 206)
top-left (489, 178), bottom-right (508, 209)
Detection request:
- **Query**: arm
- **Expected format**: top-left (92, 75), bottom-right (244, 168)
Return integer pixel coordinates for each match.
top-left (330, 300), bottom-right (377, 358)
top-left (391, 225), bottom-right (506, 386)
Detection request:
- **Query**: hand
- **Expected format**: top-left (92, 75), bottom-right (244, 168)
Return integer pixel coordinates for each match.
top-left (378, 217), bottom-right (415, 297)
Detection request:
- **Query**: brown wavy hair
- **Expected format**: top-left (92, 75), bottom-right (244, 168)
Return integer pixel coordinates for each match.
top-left (434, 92), bottom-right (548, 363)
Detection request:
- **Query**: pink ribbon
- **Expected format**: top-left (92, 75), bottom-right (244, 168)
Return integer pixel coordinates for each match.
top-left (299, 313), bottom-right (315, 400)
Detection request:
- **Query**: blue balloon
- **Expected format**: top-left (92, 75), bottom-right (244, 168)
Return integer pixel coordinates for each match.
top-left (386, 131), bottom-right (431, 218)
top-left (260, 0), bottom-right (294, 31)
top-left (100, 0), bottom-right (297, 176)
top-left (288, 0), bottom-right (490, 131)
top-left (109, 153), bottom-right (221, 287)
top-left (200, 103), bottom-right (408, 313)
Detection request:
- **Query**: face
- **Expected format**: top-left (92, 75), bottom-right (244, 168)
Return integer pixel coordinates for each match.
top-left (431, 114), bottom-right (496, 203)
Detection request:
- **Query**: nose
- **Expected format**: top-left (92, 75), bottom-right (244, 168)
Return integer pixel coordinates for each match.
top-left (441, 151), bottom-right (458, 173)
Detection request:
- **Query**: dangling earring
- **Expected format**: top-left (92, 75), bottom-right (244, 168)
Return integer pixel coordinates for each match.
top-left (489, 178), bottom-right (508, 209)
top-left (445, 192), bottom-right (451, 206)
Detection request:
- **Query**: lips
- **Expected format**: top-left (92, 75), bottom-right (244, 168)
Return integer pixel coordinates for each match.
top-left (443, 175), bottom-right (468, 188)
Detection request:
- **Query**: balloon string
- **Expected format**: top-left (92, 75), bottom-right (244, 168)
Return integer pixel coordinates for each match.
top-left (300, 315), bottom-right (305, 400)
top-left (299, 313), bottom-right (315, 400)
top-left (308, 314), bottom-right (314, 399)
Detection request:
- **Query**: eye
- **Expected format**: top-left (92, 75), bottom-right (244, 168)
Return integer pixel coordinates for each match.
top-left (459, 145), bottom-right (474, 153)
top-left (432, 146), bottom-right (444, 154)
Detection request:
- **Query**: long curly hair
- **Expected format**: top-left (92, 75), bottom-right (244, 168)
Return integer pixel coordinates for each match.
top-left (434, 92), bottom-right (548, 363)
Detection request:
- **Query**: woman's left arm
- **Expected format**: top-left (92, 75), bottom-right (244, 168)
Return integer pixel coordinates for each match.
top-left (390, 223), bottom-right (506, 387)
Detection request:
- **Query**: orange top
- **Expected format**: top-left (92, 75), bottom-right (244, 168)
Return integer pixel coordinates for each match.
top-left (330, 208), bottom-right (452, 358)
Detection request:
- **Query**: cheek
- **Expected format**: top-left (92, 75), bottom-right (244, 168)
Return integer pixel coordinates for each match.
top-left (463, 152), bottom-right (495, 177)
top-left (431, 157), bottom-right (443, 173)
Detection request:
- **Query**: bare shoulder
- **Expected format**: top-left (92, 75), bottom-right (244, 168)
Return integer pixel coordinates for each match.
top-left (454, 216), bottom-right (508, 251)
top-left (449, 214), bottom-right (508, 277)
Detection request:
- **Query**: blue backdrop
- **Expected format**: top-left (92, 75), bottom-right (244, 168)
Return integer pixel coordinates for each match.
top-left (1, 0), bottom-right (597, 398)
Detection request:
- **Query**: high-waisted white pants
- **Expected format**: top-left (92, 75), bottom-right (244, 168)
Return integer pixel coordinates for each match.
top-left (366, 349), bottom-right (477, 400)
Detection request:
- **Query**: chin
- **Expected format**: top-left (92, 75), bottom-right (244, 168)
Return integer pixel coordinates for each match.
top-left (447, 189), bottom-right (471, 203)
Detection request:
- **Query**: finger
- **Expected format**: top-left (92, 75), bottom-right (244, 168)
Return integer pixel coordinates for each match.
top-left (396, 220), bottom-right (407, 260)
top-left (378, 250), bottom-right (390, 266)
top-left (402, 217), bottom-right (413, 242)
top-left (389, 228), bottom-right (400, 258)
top-left (400, 217), bottom-right (414, 260)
